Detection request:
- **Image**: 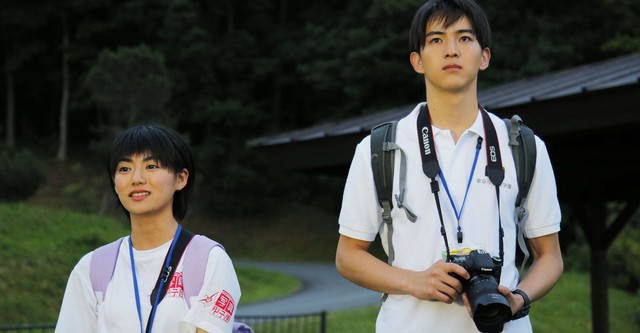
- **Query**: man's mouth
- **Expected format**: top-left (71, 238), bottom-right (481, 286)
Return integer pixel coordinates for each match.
top-left (443, 64), bottom-right (462, 70)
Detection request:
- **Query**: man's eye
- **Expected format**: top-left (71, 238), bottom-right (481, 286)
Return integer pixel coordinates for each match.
top-left (430, 38), bottom-right (442, 44)
top-left (460, 36), bottom-right (473, 42)
top-left (118, 166), bottom-right (130, 172)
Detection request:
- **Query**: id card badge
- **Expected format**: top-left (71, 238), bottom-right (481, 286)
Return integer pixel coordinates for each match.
top-left (442, 242), bottom-right (486, 259)
top-left (442, 247), bottom-right (473, 259)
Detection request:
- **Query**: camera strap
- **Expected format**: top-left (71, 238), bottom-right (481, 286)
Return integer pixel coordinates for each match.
top-left (416, 104), bottom-right (505, 265)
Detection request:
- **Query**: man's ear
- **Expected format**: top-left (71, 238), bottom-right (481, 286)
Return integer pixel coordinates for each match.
top-left (410, 52), bottom-right (425, 74)
top-left (479, 47), bottom-right (491, 71)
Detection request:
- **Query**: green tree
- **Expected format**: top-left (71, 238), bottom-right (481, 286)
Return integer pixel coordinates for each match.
top-left (84, 44), bottom-right (172, 131)
top-left (158, 0), bottom-right (220, 124)
top-left (600, 0), bottom-right (640, 53)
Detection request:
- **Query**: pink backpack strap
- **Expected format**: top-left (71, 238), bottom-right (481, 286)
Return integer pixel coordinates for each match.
top-left (89, 237), bottom-right (124, 301)
top-left (182, 235), bottom-right (223, 307)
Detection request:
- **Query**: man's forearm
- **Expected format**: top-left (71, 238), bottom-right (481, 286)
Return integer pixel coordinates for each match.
top-left (336, 235), bottom-right (411, 295)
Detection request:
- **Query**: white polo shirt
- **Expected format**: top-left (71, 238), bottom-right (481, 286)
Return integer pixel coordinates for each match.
top-left (338, 102), bottom-right (561, 333)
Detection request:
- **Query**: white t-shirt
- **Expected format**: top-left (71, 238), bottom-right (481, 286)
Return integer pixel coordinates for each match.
top-left (55, 236), bottom-right (241, 333)
top-left (339, 103), bottom-right (561, 333)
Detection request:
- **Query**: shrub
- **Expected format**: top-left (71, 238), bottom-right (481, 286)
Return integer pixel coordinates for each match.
top-left (0, 147), bottom-right (46, 202)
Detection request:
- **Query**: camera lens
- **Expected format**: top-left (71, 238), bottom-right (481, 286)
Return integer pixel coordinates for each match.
top-left (467, 275), bottom-right (511, 333)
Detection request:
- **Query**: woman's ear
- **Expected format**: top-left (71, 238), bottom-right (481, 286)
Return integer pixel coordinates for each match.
top-left (176, 169), bottom-right (189, 191)
top-left (410, 52), bottom-right (425, 74)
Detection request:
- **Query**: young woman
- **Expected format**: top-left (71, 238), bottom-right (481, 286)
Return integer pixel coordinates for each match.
top-left (56, 125), bottom-right (243, 333)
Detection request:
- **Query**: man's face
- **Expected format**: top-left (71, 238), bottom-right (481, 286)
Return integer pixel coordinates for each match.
top-left (410, 16), bottom-right (490, 94)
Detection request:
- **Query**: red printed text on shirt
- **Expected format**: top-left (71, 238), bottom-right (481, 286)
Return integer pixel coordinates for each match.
top-left (166, 271), bottom-right (184, 298)
top-left (211, 290), bottom-right (235, 323)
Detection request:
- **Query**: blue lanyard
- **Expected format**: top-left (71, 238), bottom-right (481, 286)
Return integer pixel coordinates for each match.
top-left (438, 137), bottom-right (483, 243)
top-left (128, 225), bottom-right (182, 333)
top-left (417, 104), bottom-right (506, 262)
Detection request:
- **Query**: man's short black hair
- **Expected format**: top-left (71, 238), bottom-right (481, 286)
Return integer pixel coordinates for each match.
top-left (409, 0), bottom-right (491, 53)
top-left (107, 124), bottom-right (195, 221)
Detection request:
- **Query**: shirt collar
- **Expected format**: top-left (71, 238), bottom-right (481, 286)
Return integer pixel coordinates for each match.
top-left (432, 109), bottom-right (485, 139)
top-left (409, 102), bottom-right (486, 138)
top-left (467, 110), bottom-right (485, 138)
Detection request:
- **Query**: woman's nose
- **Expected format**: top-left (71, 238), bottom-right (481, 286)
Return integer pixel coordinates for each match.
top-left (131, 168), bottom-right (146, 184)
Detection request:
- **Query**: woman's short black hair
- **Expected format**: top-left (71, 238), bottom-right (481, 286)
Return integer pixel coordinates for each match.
top-left (107, 124), bottom-right (195, 221)
top-left (409, 0), bottom-right (491, 53)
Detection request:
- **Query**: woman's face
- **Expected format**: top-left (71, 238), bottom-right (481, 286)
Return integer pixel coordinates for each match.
top-left (113, 153), bottom-right (188, 220)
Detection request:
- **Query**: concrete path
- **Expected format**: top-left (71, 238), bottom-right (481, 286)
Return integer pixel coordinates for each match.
top-left (235, 261), bottom-right (380, 316)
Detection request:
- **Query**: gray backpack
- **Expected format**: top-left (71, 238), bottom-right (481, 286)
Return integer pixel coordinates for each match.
top-left (370, 115), bottom-right (536, 272)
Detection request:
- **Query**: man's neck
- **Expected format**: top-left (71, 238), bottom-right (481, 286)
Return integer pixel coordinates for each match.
top-left (425, 91), bottom-right (479, 143)
top-left (130, 215), bottom-right (179, 250)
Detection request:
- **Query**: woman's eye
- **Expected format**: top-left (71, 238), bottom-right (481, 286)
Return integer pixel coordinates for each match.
top-left (118, 166), bottom-right (130, 172)
top-left (460, 36), bottom-right (473, 42)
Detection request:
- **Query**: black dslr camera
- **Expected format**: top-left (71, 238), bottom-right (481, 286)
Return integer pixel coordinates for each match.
top-left (449, 249), bottom-right (512, 333)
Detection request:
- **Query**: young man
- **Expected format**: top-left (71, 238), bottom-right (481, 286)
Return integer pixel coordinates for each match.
top-left (335, 1), bottom-right (563, 332)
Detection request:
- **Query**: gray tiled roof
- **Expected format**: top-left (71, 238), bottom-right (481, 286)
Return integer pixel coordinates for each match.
top-left (249, 52), bottom-right (640, 147)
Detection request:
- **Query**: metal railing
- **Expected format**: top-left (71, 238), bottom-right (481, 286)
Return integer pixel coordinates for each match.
top-left (238, 312), bottom-right (326, 333)
top-left (0, 312), bottom-right (327, 333)
top-left (0, 324), bottom-right (55, 333)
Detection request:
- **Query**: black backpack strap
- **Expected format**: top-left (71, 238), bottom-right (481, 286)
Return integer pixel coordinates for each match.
top-left (505, 115), bottom-right (537, 208)
top-left (504, 115), bottom-right (537, 274)
top-left (149, 228), bottom-right (195, 305)
top-left (371, 121), bottom-right (397, 265)
top-left (371, 121), bottom-right (416, 268)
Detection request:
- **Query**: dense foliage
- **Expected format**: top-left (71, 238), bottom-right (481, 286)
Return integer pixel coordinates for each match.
top-left (1, 0), bottom-right (638, 213)
top-left (0, 147), bottom-right (46, 201)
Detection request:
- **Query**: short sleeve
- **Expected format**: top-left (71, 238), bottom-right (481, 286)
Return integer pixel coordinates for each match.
top-left (522, 137), bottom-right (562, 238)
top-left (55, 253), bottom-right (98, 333)
top-left (181, 247), bottom-right (241, 333)
top-left (338, 137), bottom-right (383, 242)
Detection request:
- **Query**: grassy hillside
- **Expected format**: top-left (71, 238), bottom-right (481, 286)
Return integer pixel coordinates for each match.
top-left (0, 203), bottom-right (128, 323)
top-left (0, 203), bottom-right (300, 324)
top-left (24, 159), bottom-right (343, 263)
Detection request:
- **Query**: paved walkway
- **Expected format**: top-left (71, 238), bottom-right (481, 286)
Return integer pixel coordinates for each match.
top-left (235, 261), bottom-right (380, 316)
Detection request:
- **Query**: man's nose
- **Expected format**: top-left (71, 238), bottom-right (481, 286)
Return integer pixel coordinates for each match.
top-left (445, 41), bottom-right (459, 58)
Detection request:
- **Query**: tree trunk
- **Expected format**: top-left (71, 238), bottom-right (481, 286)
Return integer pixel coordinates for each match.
top-left (57, 15), bottom-right (70, 161)
top-left (5, 72), bottom-right (15, 147)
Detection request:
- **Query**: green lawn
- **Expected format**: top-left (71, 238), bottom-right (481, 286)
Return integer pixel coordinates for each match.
top-left (0, 203), bottom-right (297, 323)
top-left (1, 202), bottom-right (638, 333)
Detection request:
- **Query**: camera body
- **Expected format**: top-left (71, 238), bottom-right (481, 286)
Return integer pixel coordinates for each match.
top-left (449, 249), bottom-right (502, 287)
top-left (449, 249), bottom-right (512, 333)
